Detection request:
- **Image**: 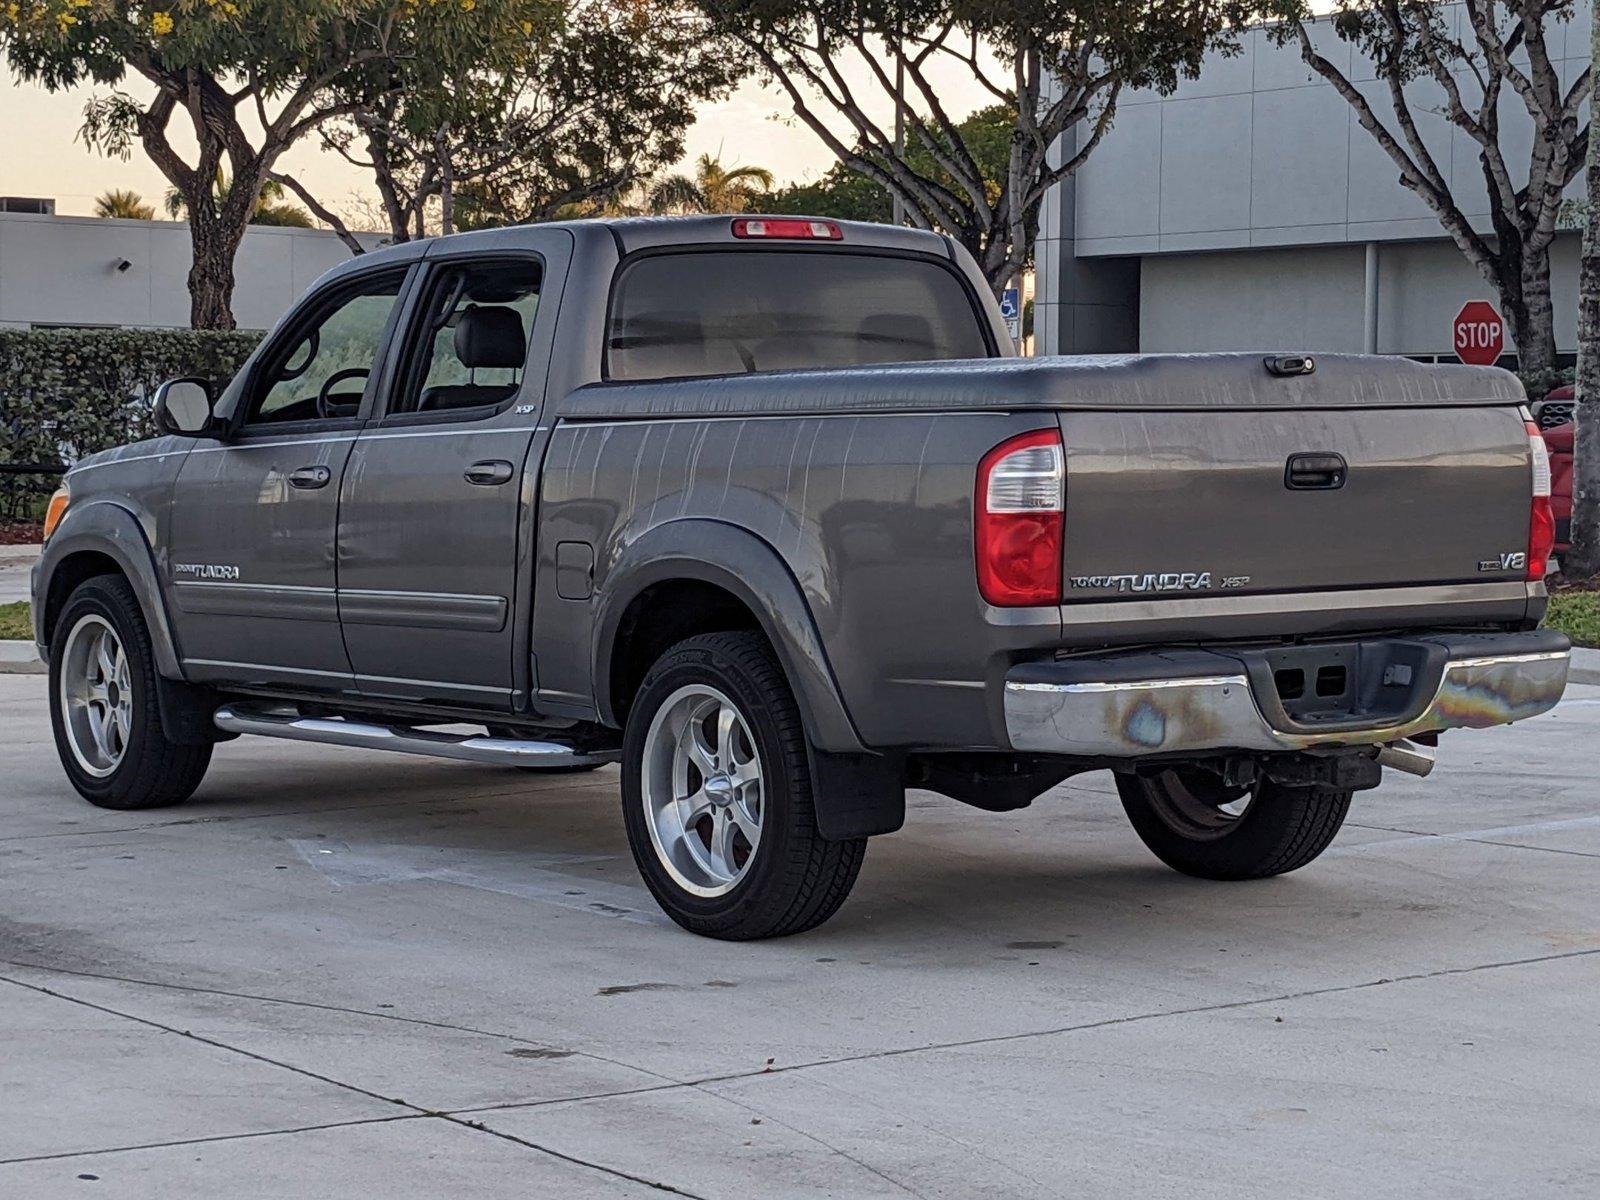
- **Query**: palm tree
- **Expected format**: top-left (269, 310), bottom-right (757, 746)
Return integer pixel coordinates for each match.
top-left (647, 153), bottom-right (775, 215)
top-left (93, 189), bottom-right (154, 220)
top-left (164, 174), bottom-right (312, 228)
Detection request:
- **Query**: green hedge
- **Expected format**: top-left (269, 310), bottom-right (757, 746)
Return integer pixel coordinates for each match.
top-left (0, 327), bottom-right (262, 517)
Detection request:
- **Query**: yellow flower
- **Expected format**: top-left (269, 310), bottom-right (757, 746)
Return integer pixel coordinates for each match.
top-left (459, 0), bottom-right (474, 10)
top-left (151, 9), bottom-right (172, 33)
top-left (57, 10), bottom-right (77, 25)
top-left (520, 19), bottom-right (533, 32)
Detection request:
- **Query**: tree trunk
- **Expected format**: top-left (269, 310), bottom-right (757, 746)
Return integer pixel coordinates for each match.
top-left (1569, 12), bottom-right (1600, 580)
top-left (185, 208), bottom-right (243, 331)
top-left (1512, 246), bottom-right (1562, 399)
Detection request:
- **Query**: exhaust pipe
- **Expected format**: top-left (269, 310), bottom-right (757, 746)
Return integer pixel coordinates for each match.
top-left (1377, 738), bottom-right (1436, 778)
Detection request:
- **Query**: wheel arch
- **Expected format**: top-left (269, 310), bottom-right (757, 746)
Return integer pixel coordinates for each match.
top-left (593, 520), bottom-right (860, 755)
top-left (36, 500), bottom-right (184, 680)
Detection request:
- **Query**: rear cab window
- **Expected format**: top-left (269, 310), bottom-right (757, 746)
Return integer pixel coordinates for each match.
top-left (606, 250), bottom-right (992, 382)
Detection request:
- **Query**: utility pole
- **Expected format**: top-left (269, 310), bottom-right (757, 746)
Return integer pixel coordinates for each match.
top-left (1572, 10), bottom-right (1600, 579)
top-left (892, 15), bottom-right (905, 227)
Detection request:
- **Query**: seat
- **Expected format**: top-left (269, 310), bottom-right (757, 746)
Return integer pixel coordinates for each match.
top-left (418, 304), bottom-right (526, 412)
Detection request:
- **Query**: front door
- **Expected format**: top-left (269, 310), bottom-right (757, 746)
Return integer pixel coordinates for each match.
top-left (337, 251), bottom-right (551, 709)
top-left (168, 267), bottom-right (410, 692)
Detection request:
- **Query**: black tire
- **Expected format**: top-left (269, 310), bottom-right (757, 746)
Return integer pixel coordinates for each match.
top-left (621, 631), bottom-right (865, 940)
top-left (48, 575), bottom-right (213, 811)
top-left (1116, 767), bottom-right (1351, 881)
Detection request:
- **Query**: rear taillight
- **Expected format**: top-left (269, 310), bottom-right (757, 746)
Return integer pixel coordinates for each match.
top-left (1527, 420), bottom-right (1555, 580)
top-left (976, 429), bottom-right (1064, 606)
top-left (730, 218), bottom-right (842, 240)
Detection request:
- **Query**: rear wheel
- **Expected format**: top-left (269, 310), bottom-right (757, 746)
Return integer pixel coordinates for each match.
top-left (621, 631), bottom-right (865, 939)
top-left (1116, 767), bottom-right (1351, 880)
top-left (49, 576), bottom-right (212, 810)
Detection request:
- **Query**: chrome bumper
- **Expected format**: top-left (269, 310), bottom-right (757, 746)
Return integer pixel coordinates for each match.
top-left (1004, 633), bottom-right (1570, 759)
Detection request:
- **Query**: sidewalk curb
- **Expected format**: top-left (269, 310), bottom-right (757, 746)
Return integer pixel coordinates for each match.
top-left (1570, 647), bottom-right (1600, 687)
top-left (0, 640), bottom-right (44, 675)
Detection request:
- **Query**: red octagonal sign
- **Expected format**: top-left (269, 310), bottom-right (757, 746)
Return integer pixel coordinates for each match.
top-left (1453, 300), bottom-right (1505, 366)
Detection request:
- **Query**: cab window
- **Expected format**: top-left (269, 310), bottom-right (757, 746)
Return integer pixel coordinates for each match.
top-left (245, 270), bottom-right (407, 426)
top-left (390, 259), bottom-right (542, 417)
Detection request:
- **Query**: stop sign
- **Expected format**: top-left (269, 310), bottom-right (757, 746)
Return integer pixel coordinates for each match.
top-left (1453, 300), bottom-right (1505, 366)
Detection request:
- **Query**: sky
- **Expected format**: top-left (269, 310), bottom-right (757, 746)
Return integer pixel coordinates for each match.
top-left (0, 57), bottom-right (996, 220)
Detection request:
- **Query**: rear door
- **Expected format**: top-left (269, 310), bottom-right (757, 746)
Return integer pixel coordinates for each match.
top-left (168, 266), bottom-right (411, 691)
top-left (336, 232), bottom-right (570, 709)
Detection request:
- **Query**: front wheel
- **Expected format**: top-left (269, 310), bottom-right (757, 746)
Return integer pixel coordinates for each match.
top-left (1116, 767), bottom-right (1351, 881)
top-left (621, 631), bottom-right (865, 940)
top-left (49, 576), bottom-right (213, 810)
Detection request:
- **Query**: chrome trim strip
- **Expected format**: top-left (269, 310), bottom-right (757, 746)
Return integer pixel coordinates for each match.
top-left (214, 705), bottom-right (617, 768)
top-left (338, 588), bottom-right (508, 632)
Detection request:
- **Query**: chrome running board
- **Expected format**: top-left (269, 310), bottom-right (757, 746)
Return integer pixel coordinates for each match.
top-left (213, 704), bottom-right (619, 769)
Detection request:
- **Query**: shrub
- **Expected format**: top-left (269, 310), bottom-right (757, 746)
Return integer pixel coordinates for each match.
top-left (0, 327), bottom-right (262, 517)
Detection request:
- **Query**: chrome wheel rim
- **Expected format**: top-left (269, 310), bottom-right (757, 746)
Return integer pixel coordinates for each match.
top-left (59, 614), bottom-right (133, 778)
top-left (1145, 769), bottom-right (1255, 840)
top-left (640, 684), bottom-right (764, 898)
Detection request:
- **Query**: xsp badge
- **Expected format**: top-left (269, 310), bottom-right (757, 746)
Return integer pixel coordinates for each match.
top-left (174, 562), bottom-right (241, 581)
top-left (1479, 551), bottom-right (1527, 573)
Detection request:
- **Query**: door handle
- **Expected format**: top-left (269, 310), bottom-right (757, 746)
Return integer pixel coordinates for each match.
top-left (1284, 452), bottom-right (1347, 491)
top-left (286, 465), bottom-right (332, 490)
top-left (464, 459), bottom-right (515, 486)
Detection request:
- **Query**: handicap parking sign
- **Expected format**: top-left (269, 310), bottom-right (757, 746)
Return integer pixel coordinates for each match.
top-left (1000, 287), bottom-right (1021, 340)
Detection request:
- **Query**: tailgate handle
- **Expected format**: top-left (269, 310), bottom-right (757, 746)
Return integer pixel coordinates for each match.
top-left (1285, 452), bottom-right (1347, 491)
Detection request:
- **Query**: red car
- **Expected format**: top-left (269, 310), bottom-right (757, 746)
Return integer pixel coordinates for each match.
top-left (1535, 385), bottom-right (1574, 554)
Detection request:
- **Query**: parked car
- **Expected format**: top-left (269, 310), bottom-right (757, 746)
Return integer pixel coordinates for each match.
top-left (1543, 420), bottom-right (1574, 554)
top-left (32, 216), bottom-right (1571, 939)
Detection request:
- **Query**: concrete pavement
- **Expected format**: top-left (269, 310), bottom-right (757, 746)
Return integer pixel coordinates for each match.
top-left (1, 672), bottom-right (1597, 1197)
top-left (0, 543), bottom-right (39, 606)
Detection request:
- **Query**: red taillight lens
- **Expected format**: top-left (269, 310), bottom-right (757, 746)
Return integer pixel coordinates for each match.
top-left (976, 429), bottom-right (1064, 606)
top-left (730, 218), bottom-right (842, 240)
top-left (1527, 420), bottom-right (1554, 580)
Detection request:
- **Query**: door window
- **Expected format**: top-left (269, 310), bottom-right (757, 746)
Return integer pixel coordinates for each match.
top-left (245, 270), bottom-right (407, 426)
top-left (391, 259), bottom-right (542, 417)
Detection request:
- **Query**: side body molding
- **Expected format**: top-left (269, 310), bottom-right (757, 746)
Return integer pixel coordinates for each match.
top-left (590, 520), bottom-right (862, 755)
top-left (33, 500), bottom-right (184, 679)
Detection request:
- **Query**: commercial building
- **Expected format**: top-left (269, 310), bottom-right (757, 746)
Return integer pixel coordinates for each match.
top-left (1034, 3), bottom-right (1589, 368)
top-left (0, 209), bottom-right (374, 330)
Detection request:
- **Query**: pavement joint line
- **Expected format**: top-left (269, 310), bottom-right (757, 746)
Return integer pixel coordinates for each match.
top-left (1343, 814), bottom-right (1600, 860)
top-left (0, 1114), bottom-right (423, 1169)
top-left (0, 972), bottom-right (707, 1197)
top-left (0, 957), bottom-right (688, 1091)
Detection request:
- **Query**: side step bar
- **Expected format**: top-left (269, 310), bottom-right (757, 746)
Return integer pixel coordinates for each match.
top-left (214, 705), bottom-right (620, 770)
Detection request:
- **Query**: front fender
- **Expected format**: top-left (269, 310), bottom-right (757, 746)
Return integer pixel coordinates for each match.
top-left (34, 500), bottom-right (183, 680)
top-left (592, 519), bottom-right (863, 756)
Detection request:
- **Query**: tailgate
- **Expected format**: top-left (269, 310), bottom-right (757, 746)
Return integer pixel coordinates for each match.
top-left (1057, 406), bottom-right (1533, 599)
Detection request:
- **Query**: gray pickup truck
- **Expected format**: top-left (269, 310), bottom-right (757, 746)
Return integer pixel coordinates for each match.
top-left (33, 216), bottom-right (1570, 939)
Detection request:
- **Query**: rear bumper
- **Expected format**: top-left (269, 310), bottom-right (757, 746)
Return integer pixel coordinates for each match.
top-left (1004, 630), bottom-right (1570, 760)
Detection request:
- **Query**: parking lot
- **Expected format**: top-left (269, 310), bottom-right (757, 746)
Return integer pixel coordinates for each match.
top-left (2, 669), bottom-right (1598, 1198)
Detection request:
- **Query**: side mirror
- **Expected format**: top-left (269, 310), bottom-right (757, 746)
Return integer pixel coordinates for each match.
top-left (153, 378), bottom-right (217, 437)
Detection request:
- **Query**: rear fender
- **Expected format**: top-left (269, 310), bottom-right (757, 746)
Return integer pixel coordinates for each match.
top-left (593, 521), bottom-right (903, 840)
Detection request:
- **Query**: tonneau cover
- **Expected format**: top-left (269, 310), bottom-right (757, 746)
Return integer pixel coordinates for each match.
top-left (558, 352), bottom-right (1525, 421)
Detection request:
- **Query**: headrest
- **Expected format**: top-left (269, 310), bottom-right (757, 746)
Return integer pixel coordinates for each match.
top-left (859, 313), bottom-right (934, 355)
top-left (454, 305), bottom-right (526, 369)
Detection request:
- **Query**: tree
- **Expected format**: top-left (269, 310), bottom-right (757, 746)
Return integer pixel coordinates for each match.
top-left (1270, 1), bottom-right (1591, 397)
top-left (649, 152), bottom-right (775, 214)
top-left (1572, 10), bottom-right (1600, 579)
top-left (93, 189), bottom-right (154, 220)
top-left (164, 175), bottom-right (312, 228)
top-left (699, 0), bottom-right (1250, 293)
top-left (1, 0), bottom-right (556, 328)
top-left (276, 0), bottom-right (738, 246)
top-left (763, 104), bottom-right (1013, 225)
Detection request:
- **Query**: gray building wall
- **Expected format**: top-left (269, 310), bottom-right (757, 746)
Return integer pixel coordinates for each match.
top-left (1038, 3), bottom-right (1591, 359)
top-left (0, 212), bottom-right (376, 330)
